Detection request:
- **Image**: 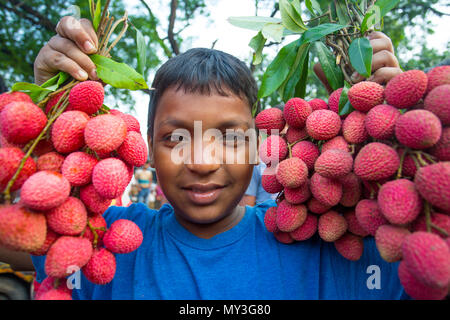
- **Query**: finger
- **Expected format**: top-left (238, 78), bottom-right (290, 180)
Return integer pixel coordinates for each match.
top-left (48, 35), bottom-right (98, 80)
top-left (368, 67), bottom-right (403, 85)
top-left (56, 16), bottom-right (97, 54)
top-left (370, 38), bottom-right (394, 54)
top-left (367, 31), bottom-right (390, 41)
top-left (42, 47), bottom-right (89, 82)
top-left (371, 50), bottom-right (400, 72)
top-left (79, 18), bottom-right (99, 49)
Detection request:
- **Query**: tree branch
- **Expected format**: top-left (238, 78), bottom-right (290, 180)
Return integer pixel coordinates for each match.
top-left (168, 0), bottom-right (180, 55)
top-left (3, 0), bottom-right (56, 31)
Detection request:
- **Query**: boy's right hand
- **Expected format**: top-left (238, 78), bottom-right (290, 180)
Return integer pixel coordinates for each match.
top-left (34, 16), bottom-right (99, 85)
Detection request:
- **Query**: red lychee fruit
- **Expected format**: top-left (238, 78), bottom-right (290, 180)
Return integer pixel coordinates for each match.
top-left (273, 230), bottom-right (294, 244)
top-left (291, 140), bottom-right (320, 170)
top-left (35, 287), bottom-right (73, 300)
top-left (45, 91), bottom-right (70, 115)
top-left (61, 151), bottom-right (98, 187)
top-left (308, 98), bottom-right (328, 111)
top-left (290, 213), bottom-right (317, 241)
top-left (402, 231), bottom-right (450, 289)
top-left (82, 247), bottom-right (116, 285)
top-left (283, 98), bottom-right (312, 128)
top-left (0, 101), bottom-right (47, 144)
top-left (261, 166), bottom-right (283, 194)
top-left (264, 206), bottom-right (278, 233)
top-left (80, 184), bottom-right (112, 215)
top-left (255, 108), bottom-right (286, 134)
top-left (103, 219), bottom-right (143, 254)
top-left (51, 111), bottom-right (90, 154)
top-left (365, 104), bottom-right (401, 140)
top-left (307, 197), bottom-right (332, 215)
top-left (348, 81), bottom-right (384, 112)
top-left (412, 212), bottom-right (450, 239)
top-left (83, 214), bottom-right (107, 245)
top-left (109, 109), bottom-right (141, 133)
top-left (342, 110), bottom-right (368, 144)
top-left (258, 135), bottom-right (288, 165)
top-left (395, 110), bottom-right (442, 150)
top-left (276, 157), bottom-right (308, 189)
top-left (306, 110), bottom-right (341, 140)
top-left (334, 232), bottom-right (364, 261)
top-left (426, 65), bottom-right (450, 93)
top-left (84, 114), bottom-right (127, 154)
top-left (339, 173), bottom-right (362, 207)
top-left (321, 136), bottom-right (349, 153)
top-left (276, 200), bottom-right (307, 233)
top-left (424, 84), bottom-right (450, 125)
top-left (32, 137), bottom-right (55, 157)
top-left (20, 171), bottom-right (71, 211)
top-left (328, 88), bottom-right (343, 114)
top-left (117, 131), bottom-right (148, 167)
top-left (92, 158), bottom-right (130, 200)
top-left (355, 199), bottom-right (388, 236)
top-left (0, 91), bottom-right (32, 112)
top-left (310, 173), bottom-right (342, 207)
top-left (343, 210), bottom-right (369, 237)
top-left (354, 142), bottom-right (400, 181)
top-left (30, 229), bottom-right (59, 256)
top-left (414, 162), bottom-right (450, 213)
top-left (34, 276), bottom-right (72, 300)
top-left (284, 181), bottom-right (310, 205)
top-left (69, 80), bottom-right (104, 115)
top-left (314, 149), bottom-right (353, 179)
top-left (318, 211), bottom-right (347, 242)
top-left (385, 70), bottom-right (428, 108)
top-left (46, 197), bottom-right (88, 236)
top-left (37, 152), bottom-right (65, 173)
top-left (0, 204), bottom-right (46, 252)
top-left (0, 147), bottom-right (36, 192)
top-left (429, 127), bottom-right (450, 161)
top-left (375, 225), bottom-right (410, 263)
top-left (285, 126), bottom-right (308, 144)
top-left (45, 236), bottom-right (93, 278)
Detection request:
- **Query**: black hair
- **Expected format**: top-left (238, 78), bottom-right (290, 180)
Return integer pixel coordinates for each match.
top-left (147, 48), bottom-right (260, 138)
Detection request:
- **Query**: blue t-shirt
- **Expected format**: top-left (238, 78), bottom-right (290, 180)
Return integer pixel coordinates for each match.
top-left (245, 163), bottom-right (277, 204)
top-left (32, 201), bottom-right (409, 300)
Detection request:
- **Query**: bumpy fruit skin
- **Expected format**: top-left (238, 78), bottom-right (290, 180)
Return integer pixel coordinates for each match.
top-left (37, 152), bottom-right (65, 173)
top-left (258, 135), bottom-right (288, 165)
top-left (395, 110), bottom-right (442, 149)
top-left (284, 181), bottom-right (310, 205)
top-left (424, 84), bottom-right (450, 125)
top-left (85, 114), bottom-right (127, 154)
top-left (378, 179), bottom-right (422, 226)
top-left (291, 141), bottom-right (320, 170)
top-left (402, 231), bottom-right (450, 289)
top-left (255, 108), bottom-right (286, 134)
top-left (308, 98), bottom-right (328, 111)
top-left (398, 260), bottom-right (448, 300)
top-left (414, 162), bottom-right (450, 212)
top-left (354, 142), bottom-right (400, 181)
top-left (343, 210), bottom-right (368, 237)
top-left (34, 276), bottom-right (72, 300)
top-left (0, 91), bottom-right (32, 112)
top-left (30, 229), bottom-right (59, 256)
top-left (83, 214), bottom-right (107, 245)
top-left (69, 81), bottom-right (104, 115)
top-left (0, 101), bottom-right (47, 144)
top-left (276, 200), bottom-right (307, 233)
top-left (103, 219), bottom-right (143, 254)
top-left (36, 288), bottom-right (73, 300)
top-left (334, 233), bottom-right (364, 261)
top-left (61, 152), bottom-right (98, 186)
top-left (318, 211), bottom-right (347, 242)
top-left (321, 136), bottom-right (349, 153)
top-left (429, 127), bottom-right (450, 161)
top-left (283, 98), bottom-right (312, 128)
top-left (338, 173), bottom-right (361, 207)
top-left (306, 110), bottom-right (341, 140)
top-left (0, 147), bottom-right (36, 192)
top-left (117, 131), bottom-right (148, 167)
top-left (307, 197), bottom-right (331, 215)
top-left (92, 158), bottom-right (130, 200)
top-left (109, 109), bottom-right (141, 133)
top-left (33, 137), bottom-right (55, 157)
top-left (365, 104), bottom-right (401, 140)
top-left (45, 236), bottom-right (93, 278)
top-left (264, 207), bottom-right (278, 233)
top-left (80, 184), bottom-right (112, 215)
top-left (342, 111), bottom-right (368, 144)
top-left (0, 204), bottom-right (46, 252)
top-left (426, 65), bottom-right (450, 93)
top-left (310, 173), bottom-right (342, 207)
top-left (276, 157), bottom-right (308, 188)
top-left (46, 197), bottom-right (88, 236)
top-left (375, 225), bottom-right (410, 263)
top-left (385, 70), bottom-right (428, 108)
top-left (285, 127), bottom-right (308, 144)
top-left (328, 88), bottom-right (343, 114)
top-left (412, 212), bottom-right (450, 239)
top-left (273, 231), bottom-right (294, 244)
top-left (52, 111), bottom-right (90, 154)
top-left (21, 171), bottom-right (71, 211)
top-left (355, 199), bottom-right (388, 236)
top-left (348, 81), bottom-right (385, 112)
top-left (314, 149), bottom-right (353, 179)
top-left (45, 91), bottom-right (68, 115)
top-left (261, 167), bottom-right (283, 194)
top-left (290, 214), bottom-right (317, 241)
top-left (82, 248), bottom-right (116, 285)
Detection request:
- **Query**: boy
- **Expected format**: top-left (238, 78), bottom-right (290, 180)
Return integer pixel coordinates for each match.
top-left (9, 17), bottom-right (407, 299)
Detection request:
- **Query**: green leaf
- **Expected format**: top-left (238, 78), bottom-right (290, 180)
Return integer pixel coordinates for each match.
top-left (135, 28), bottom-right (147, 77)
top-left (89, 0), bottom-right (94, 20)
top-left (11, 82), bottom-right (52, 103)
top-left (300, 23), bottom-right (347, 43)
top-left (361, 0), bottom-right (400, 34)
top-left (90, 54), bottom-right (148, 90)
top-left (258, 39), bottom-right (301, 100)
top-left (93, 0), bottom-right (102, 32)
top-left (294, 55), bottom-right (309, 99)
top-left (279, 43), bottom-right (311, 101)
top-left (249, 32), bottom-right (267, 65)
top-left (261, 23), bottom-right (284, 43)
top-left (227, 16), bottom-right (281, 31)
top-left (279, 0), bottom-right (307, 33)
top-left (334, 0), bottom-right (351, 25)
top-left (348, 37), bottom-right (373, 78)
top-left (338, 82), bottom-right (354, 115)
top-left (305, 0), bottom-right (322, 15)
top-left (313, 41), bottom-right (344, 91)
top-left (40, 71), bottom-right (69, 90)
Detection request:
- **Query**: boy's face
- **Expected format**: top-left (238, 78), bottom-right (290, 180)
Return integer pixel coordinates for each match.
top-left (148, 87), bottom-right (255, 229)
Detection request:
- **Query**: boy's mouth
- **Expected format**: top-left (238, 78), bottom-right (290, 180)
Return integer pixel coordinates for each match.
top-left (181, 183), bottom-right (226, 205)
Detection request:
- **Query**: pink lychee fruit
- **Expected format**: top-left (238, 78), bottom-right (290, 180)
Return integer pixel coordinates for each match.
top-left (285, 126), bottom-right (308, 144)
top-left (291, 140), bottom-right (320, 170)
top-left (273, 230), bottom-right (294, 244)
top-left (328, 88), bottom-right (343, 114)
top-left (306, 110), bottom-right (341, 140)
top-left (83, 214), bottom-right (107, 245)
top-left (375, 224), bottom-right (410, 263)
top-left (308, 98), bottom-right (328, 111)
top-left (342, 110), bottom-right (368, 144)
top-left (354, 142), bottom-right (400, 181)
top-left (354, 199), bottom-right (388, 236)
top-left (261, 166), bottom-right (283, 194)
top-left (414, 162), bottom-right (450, 213)
top-left (84, 114), bottom-right (127, 154)
top-left (385, 70), bottom-right (428, 109)
top-left (69, 80), bottom-right (104, 115)
top-left (314, 149), bottom-right (353, 179)
top-left (429, 127), bottom-right (450, 161)
top-left (103, 219), bottom-right (143, 254)
top-left (347, 81), bottom-right (384, 112)
top-left (264, 206), bottom-right (278, 233)
top-left (0, 147), bottom-right (36, 192)
top-left (82, 247), bottom-right (116, 285)
top-left (255, 108), bottom-right (286, 134)
top-left (80, 184), bottom-right (112, 215)
top-left (307, 197), bottom-right (332, 215)
top-left (365, 104), bottom-right (401, 140)
top-left (284, 181), bottom-right (310, 205)
top-left (321, 136), bottom-right (349, 153)
top-left (51, 111), bottom-right (90, 154)
top-left (109, 109), bottom-right (141, 133)
top-left (117, 131), bottom-right (148, 167)
top-left (290, 213), bottom-right (317, 241)
top-left (283, 98), bottom-right (312, 128)
top-left (61, 151), bottom-right (98, 186)
top-left (276, 200), bottom-right (307, 233)
top-left (318, 211), bottom-right (347, 242)
top-left (46, 197), bottom-right (88, 236)
top-left (0, 91), bottom-right (32, 112)
top-left (30, 229), bottom-right (59, 256)
top-left (258, 135), bottom-right (288, 165)
top-left (276, 157), bottom-right (308, 189)
top-left (412, 212), bottom-right (450, 239)
top-left (426, 65), bottom-right (450, 93)
top-left (338, 173), bottom-right (362, 207)
top-left (424, 84), bottom-right (450, 125)
top-left (37, 152), bottom-right (65, 173)
top-left (334, 232), bottom-right (364, 261)
top-left (343, 210), bottom-right (369, 237)
top-left (92, 158), bottom-right (130, 200)
top-left (310, 172), bottom-right (343, 207)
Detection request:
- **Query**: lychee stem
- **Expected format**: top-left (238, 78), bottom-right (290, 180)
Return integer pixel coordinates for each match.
top-left (424, 201), bottom-right (432, 233)
top-left (410, 154), bottom-right (421, 171)
top-left (87, 221), bottom-right (99, 248)
top-left (415, 152), bottom-right (430, 167)
top-left (418, 151), bottom-right (436, 164)
top-left (396, 149), bottom-right (407, 179)
top-left (430, 223), bottom-right (449, 237)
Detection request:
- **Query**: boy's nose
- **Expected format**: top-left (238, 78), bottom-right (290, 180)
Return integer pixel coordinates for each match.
top-left (185, 139), bottom-right (221, 175)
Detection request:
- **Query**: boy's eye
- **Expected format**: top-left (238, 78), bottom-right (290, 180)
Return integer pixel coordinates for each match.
top-left (163, 133), bottom-right (189, 144)
top-left (223, 133), bottom-right (246, 147)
